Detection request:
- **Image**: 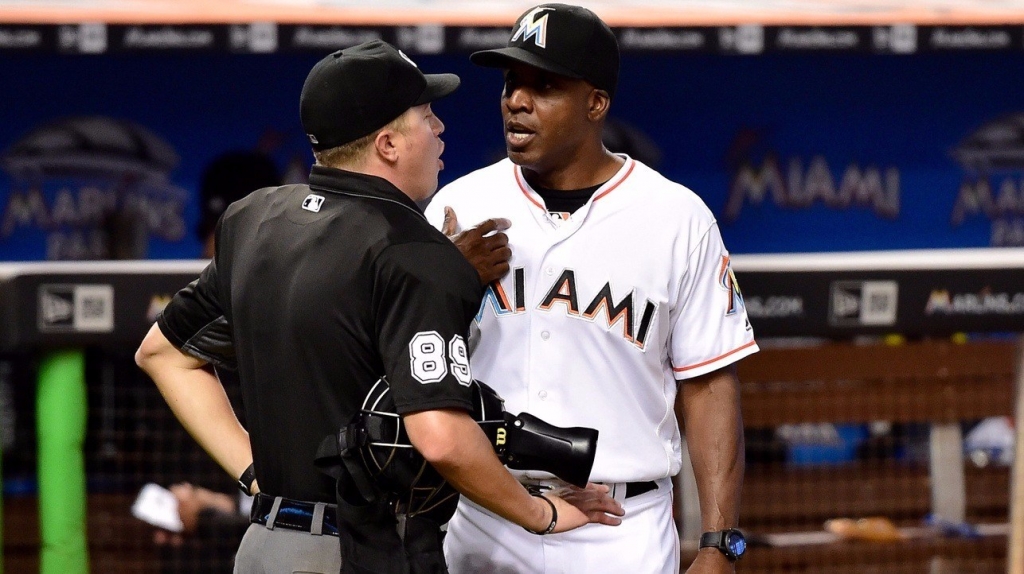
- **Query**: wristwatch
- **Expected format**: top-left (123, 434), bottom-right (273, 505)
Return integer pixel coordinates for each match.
top-left (699, 528), bottom-right (746, 562)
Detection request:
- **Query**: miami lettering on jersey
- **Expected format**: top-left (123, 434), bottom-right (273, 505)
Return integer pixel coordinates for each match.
top-left (477, 267), bottom-right (658, 350)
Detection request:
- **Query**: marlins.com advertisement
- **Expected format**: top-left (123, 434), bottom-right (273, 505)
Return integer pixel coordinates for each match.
top-left (2, 24), bottom-right (1024, 260)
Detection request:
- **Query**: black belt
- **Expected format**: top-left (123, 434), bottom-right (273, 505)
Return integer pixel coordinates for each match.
top-left (250, 492), bottom-right (339, 537)
top-left (526, 480), bottom-right (658, 499)
top-left (624, 481), bottom-right (658, 499)
top-left (250, 482), bottom-right (657, 536)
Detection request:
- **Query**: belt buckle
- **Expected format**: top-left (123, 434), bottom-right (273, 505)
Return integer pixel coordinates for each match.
top-left (624, 480), bottom-right (658, 499)
top-left (524, 484), bottom-right (547, 496)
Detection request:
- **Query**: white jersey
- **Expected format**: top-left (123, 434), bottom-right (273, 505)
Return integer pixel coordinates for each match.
top-left (426, 156), bottom-right (757, 483)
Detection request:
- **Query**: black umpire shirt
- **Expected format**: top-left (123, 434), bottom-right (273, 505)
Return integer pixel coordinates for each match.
top-left (157, 165), bottom-right (482, 504)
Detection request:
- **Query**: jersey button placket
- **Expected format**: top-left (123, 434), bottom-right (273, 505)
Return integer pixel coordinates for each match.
top-left (529, 250), bottom-right (559, 416)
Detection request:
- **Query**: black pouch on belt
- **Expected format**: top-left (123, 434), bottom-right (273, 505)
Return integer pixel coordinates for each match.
top-left (315, 426), bottom-right (408, 574)
top-left (402, 515), bottom-right (448, 574)
top-left (335, 474), bottom-right (410, 574)
top-left (316, 427), bottom-right (450, 574)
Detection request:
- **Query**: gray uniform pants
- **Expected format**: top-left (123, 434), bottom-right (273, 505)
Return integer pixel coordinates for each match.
top-left (233, 520), bottom-right (341, 573)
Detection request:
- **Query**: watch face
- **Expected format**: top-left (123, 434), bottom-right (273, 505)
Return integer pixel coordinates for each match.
top-left (727, 532), bottom-right (746, 557)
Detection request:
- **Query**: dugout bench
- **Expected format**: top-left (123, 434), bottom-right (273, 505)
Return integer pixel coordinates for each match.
top-left (730, 339), bottom-right (1016, 573)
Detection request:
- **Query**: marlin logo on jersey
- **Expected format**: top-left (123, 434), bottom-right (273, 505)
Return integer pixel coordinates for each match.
top-left (510, 6), bottom-right (553, 48)
top-left (478, 267), bottom-right (658, 350)
top-left (718, 255), bottom-right (745, 316)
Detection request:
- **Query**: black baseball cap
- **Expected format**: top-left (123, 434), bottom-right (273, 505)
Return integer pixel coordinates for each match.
top-left (300, 40), bottom-right (460, 150)
top-left (470, 3), bottom-right (619, 99)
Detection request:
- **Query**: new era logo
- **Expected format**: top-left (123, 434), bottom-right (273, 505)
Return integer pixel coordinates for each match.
top-left (829, 281), bottom-right (898, 327)
top-left (831, 288), bottom-right (860, 318)
top-left (38, 284), bottom-right (114, 333)
top-left (302, 194), bottom-right (325, 212)
top-left (40, 289), bottom-right (74, 327)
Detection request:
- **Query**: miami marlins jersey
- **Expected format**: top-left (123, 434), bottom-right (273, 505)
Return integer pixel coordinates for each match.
top-left (426, 156), bottom-right (758, 482)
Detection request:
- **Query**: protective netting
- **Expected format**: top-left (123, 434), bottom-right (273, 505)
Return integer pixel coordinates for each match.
top-left (1, 338), bottom-right (1018, 572)
top-left (2, 349), bottom-right (245, 573)
top-left (720, 338), bottom-right (1016, 573)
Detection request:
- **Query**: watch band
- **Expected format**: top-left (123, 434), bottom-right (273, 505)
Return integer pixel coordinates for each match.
top-left (699, 529), bottom-right (742, 562)
top-left (699, 530), bottom-right (726, 550)
top-left (237, 463), bottom-right (256, 496)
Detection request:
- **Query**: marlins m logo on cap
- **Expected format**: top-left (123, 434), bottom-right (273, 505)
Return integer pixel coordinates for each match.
top-left (511, 6), bottom-right (553, 48)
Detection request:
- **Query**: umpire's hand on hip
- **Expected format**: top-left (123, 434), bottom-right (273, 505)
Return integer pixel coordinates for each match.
top-left (442, 206), bottom-right (512, 286)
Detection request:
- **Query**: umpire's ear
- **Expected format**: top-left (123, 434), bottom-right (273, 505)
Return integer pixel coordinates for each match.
top-left (587, 88), bottom-right (611, 123)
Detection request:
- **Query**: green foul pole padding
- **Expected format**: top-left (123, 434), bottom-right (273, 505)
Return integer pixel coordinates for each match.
top-left (37, 351), bottom-right (89, 574)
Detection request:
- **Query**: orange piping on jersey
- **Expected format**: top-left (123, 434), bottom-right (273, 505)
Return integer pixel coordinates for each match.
top-left (514, 159), bottom-right (636, 209)
top-left (514, 166), bottom-right (546, 211)
top-left (672, 340), bottom-right (757, 373)
top-left (592, 160), bottom-right (636, 202)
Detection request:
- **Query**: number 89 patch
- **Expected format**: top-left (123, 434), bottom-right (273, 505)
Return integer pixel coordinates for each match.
top-left (409, 331), bottom-right (472, 386)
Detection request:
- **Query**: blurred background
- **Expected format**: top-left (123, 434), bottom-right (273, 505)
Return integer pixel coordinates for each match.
top-left (1, 1), bottom-right (1024, 572)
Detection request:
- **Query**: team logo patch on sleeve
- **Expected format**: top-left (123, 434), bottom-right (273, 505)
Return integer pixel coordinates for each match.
top-left (718, 255), bottom-right (746, 316)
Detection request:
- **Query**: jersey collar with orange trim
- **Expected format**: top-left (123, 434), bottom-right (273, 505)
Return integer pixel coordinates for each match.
top-left (513, 156), bottom-right (637, 214)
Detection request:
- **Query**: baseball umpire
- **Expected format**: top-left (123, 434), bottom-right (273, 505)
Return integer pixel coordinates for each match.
top-left (136, 40), bottom-right (622, 574)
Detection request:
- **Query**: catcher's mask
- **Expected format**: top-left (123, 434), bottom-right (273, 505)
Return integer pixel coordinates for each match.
top-left (356, 377), bottom-right (598, 508)
top-left (356, 377), bottom-right (460, 520)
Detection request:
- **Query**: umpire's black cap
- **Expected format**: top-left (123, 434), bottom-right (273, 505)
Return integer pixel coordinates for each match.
top-left (470, 3), bottom-right (619, 99)
top-left (300, 40), bottom-right (460, 151)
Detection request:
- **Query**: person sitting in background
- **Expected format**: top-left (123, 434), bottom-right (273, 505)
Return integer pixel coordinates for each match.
top-left (196, 151), bottom-right (282, 258)
top-left (151, 482), bottom-right (248, 547)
